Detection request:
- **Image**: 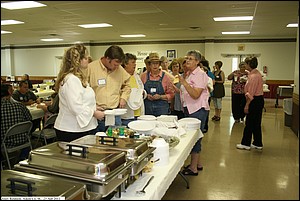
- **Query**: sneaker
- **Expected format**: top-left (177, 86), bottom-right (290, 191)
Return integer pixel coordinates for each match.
top-left (236, 144), bottom-right (251, 150)
top-left (251, 144), bottom-right (263, 150)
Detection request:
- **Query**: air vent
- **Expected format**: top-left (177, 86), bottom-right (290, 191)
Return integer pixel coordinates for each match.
top-left (189, 27), bottom-right (200, 30)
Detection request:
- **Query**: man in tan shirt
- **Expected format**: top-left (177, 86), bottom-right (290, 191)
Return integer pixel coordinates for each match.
top-left (87, 45), bottom-right (131, 131)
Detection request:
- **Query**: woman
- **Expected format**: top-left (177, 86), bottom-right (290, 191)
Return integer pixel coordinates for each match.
top-left (170, 59), bottom-right (184, 120)
top-left (121, 53), bottom-right (146, 126)
top-left (236, 57), bottom-right (264, 150)
top-left (141, 53), bottom-right (174, 117)
top-left (211, 61), bottom-right (225, 121)
top-left (179, 50), bottom-right (210, 176)
top-left (227, 62), bottom-right (248, 123)
top-left (54, 44), bottom-right (104, 142)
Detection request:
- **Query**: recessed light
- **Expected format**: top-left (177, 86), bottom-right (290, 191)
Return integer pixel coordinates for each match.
top-left (286, 23), bottom-right (298, 28)
top-left (214, 16), bottom-right (253, 21)
top-left (120, 34), bottom-right (146, 38)
top-left (222, 31), bottom-right (250, 35)
top-left (1, 1), bottom-right (46, 10)
top-left (1, 20), bottom-right (24, 25)
top-left (40, 38), bottom-right (64, 42)
top-left (78, 23), bottom-right (112, 28)
top-left (1, 30), bottom-right (12, 34)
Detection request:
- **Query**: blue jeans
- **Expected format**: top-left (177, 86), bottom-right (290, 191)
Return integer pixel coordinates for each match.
top-left (184, 107), bottom-right (208, 153)
top-left (95, 116), bottom-right (122, 132)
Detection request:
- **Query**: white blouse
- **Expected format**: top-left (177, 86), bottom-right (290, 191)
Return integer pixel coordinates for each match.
top-left (54, 73), bottom-right (97, 132)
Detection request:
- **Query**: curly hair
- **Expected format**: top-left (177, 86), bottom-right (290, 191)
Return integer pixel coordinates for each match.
top-left (55, 44), bottom-right (88, 92)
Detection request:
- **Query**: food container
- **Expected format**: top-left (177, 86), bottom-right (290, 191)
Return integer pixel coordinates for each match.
top-left (150, 138), bottom-right (169, 166)
top-left (178, 117), bottom-right (201, 131)
top-left (71, 135), bottom-right (155, 176)
top-left (15, 142), bottom-right (133, 198)
top-left (1, 169), bottom-right (93, 199)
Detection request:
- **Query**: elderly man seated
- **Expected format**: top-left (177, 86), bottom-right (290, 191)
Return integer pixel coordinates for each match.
top-left (12, 80), bottom-right (42, 106)
top-left (12, 80), bottom-right (43, 131)
top-left (1, 84), bottom-right (33, 168)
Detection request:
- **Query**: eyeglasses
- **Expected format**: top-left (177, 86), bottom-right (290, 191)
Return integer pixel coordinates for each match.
top-left (185, 57), bottom-right (197, 61)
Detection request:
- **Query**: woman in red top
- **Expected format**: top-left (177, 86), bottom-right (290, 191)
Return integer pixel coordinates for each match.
top-left (227, 62), bottom-right (248, 123)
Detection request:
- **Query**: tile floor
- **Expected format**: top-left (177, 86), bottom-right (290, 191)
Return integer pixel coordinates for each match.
top-left (162, 98), bottom-right (299, 200)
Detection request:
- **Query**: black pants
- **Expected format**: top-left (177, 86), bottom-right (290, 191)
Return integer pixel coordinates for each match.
top-left (55, 128), bottom-right (96, 142)
top-left (231, 93), bottom-right (246, 120)
top-left (241, 96), bottom-right (264, 146)
top-left (203, 97), bottom-right (211, 130)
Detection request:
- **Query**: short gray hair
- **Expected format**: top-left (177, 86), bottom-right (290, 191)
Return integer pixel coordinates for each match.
top-left (186, 50), bottom-right (202, 62)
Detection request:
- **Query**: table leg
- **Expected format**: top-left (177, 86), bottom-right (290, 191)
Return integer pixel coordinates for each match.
top-left (178, 171), bottom-right (190, 189)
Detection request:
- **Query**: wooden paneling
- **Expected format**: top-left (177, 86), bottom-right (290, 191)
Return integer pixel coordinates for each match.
top-left (264, 80), bottom-right (294, 99)
top-left (291, 93), bottom-right (299, 136)
top-left (1, 76), bottom-right (56, 84)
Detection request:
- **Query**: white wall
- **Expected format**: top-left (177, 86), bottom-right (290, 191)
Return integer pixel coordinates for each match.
top-left (1, 41), bottom-right (296, 82)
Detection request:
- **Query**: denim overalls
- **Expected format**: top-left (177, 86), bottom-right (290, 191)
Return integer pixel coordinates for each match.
top-left (144, 72), bottom-right (169, 116)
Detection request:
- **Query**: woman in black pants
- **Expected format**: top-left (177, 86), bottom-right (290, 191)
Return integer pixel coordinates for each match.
top-left (236, 57), bottom-right (264, 150)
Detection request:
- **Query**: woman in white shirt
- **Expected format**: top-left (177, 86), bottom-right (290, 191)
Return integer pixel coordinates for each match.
top-left (121, 53), bottom-right (146, 126)
top-left (54, 44), bottom-right (104, 142)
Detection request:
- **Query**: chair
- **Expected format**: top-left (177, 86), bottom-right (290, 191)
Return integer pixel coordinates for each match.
top-left (1, 121), bottom-right (33, 170)
top-left (32, 113), bottom-right (58, 147)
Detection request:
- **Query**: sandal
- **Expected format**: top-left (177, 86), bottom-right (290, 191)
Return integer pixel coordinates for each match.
top-left (184, 164), bottom-right (203, 171)
top-left (211, 116), bottom-right (217, 120)
top-left (214, 116), bottom-right (221, 121)
top-left (181, 168), bottom-right (198, 176)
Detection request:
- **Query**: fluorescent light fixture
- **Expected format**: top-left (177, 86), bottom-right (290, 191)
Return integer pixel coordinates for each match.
top-left (1, 20), bottom-right (24, 25)
top-left (214, 16), bottom-right (253, 21)
top-left (40, 38), bottom-right (64, 42)
top-left (1, 1), bottom-right (46, 10)
top-left (222, 31), bottom-right (250, 35)
top-left (120, 34), bottom-right (146, 38)
top-left (286, 23), bottom-right (298, 28)
top-left (1, 30), bottom-right (12, 34)
top-left (78, 23), bottom-right (112, 28)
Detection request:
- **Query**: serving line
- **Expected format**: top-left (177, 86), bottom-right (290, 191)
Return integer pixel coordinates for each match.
top-left (112, 129), bottom-right (201, 200)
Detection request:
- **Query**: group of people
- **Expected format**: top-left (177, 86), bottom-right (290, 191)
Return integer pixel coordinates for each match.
top-left (1, 43), bottom-right (265, 173)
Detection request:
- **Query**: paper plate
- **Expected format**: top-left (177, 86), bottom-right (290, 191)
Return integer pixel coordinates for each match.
top-left (128, 120), bottom-right (156, 132)
top-left (113, 108), bottom-right (127, 115)
top-left (127, 88), bottom-right (143, 110)
top-left (137, 115), bottom-right (157, 121)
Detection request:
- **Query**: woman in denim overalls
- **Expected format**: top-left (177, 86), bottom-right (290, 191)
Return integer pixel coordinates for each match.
top-left (141, 53), bottom-right (174, 117)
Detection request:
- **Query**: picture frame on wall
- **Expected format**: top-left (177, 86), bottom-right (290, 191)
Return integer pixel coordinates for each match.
top-left (167, 50), bottom-right (176, 60)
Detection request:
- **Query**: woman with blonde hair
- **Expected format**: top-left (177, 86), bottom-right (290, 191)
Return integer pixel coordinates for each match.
top-left (54, 44), bottom-right (104, 142)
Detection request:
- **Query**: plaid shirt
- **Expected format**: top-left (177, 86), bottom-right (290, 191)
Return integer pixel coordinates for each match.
top-left (1, 98), bottom-right (32, 148)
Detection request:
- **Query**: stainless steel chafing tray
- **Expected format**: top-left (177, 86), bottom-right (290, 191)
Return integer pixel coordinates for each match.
top-left (1, 169), bottom-right (92, 199)
top-left (71, 135), bottom-right (156, 176)
top-left (15, 142), bottom-right (134, 198)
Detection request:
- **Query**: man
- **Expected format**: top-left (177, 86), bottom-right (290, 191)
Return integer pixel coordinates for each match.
top-left (22, 74), bottom-right (33, 90)
top-left (87, 45), bottom-right (131, 132)
top-left (12, 80), bottom-right (42, 131)
top-left (12, 80), bottom-right (42, 106)
top-left (1, 84), bottom-right (33, 165)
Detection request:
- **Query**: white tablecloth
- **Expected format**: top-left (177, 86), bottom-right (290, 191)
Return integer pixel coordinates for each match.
top-left (34, 90), bottom-right (55, 99)
top-left (27, 105), bottom-right (44, 120)
top-left (112, 129), bottom-right (201, 200)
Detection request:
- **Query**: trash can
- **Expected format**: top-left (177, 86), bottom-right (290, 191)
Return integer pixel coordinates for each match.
top-left (283, 98), bottom-right (293, 127)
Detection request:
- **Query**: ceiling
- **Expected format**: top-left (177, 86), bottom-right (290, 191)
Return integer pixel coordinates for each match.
top-left (1, 1), bottom-right (299, 47)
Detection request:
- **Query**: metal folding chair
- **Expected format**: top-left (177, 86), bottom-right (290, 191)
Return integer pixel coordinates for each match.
top-left (32, 113), bottom-right (58, 147)
top-left (1, 121), bottom-right (33, 169)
